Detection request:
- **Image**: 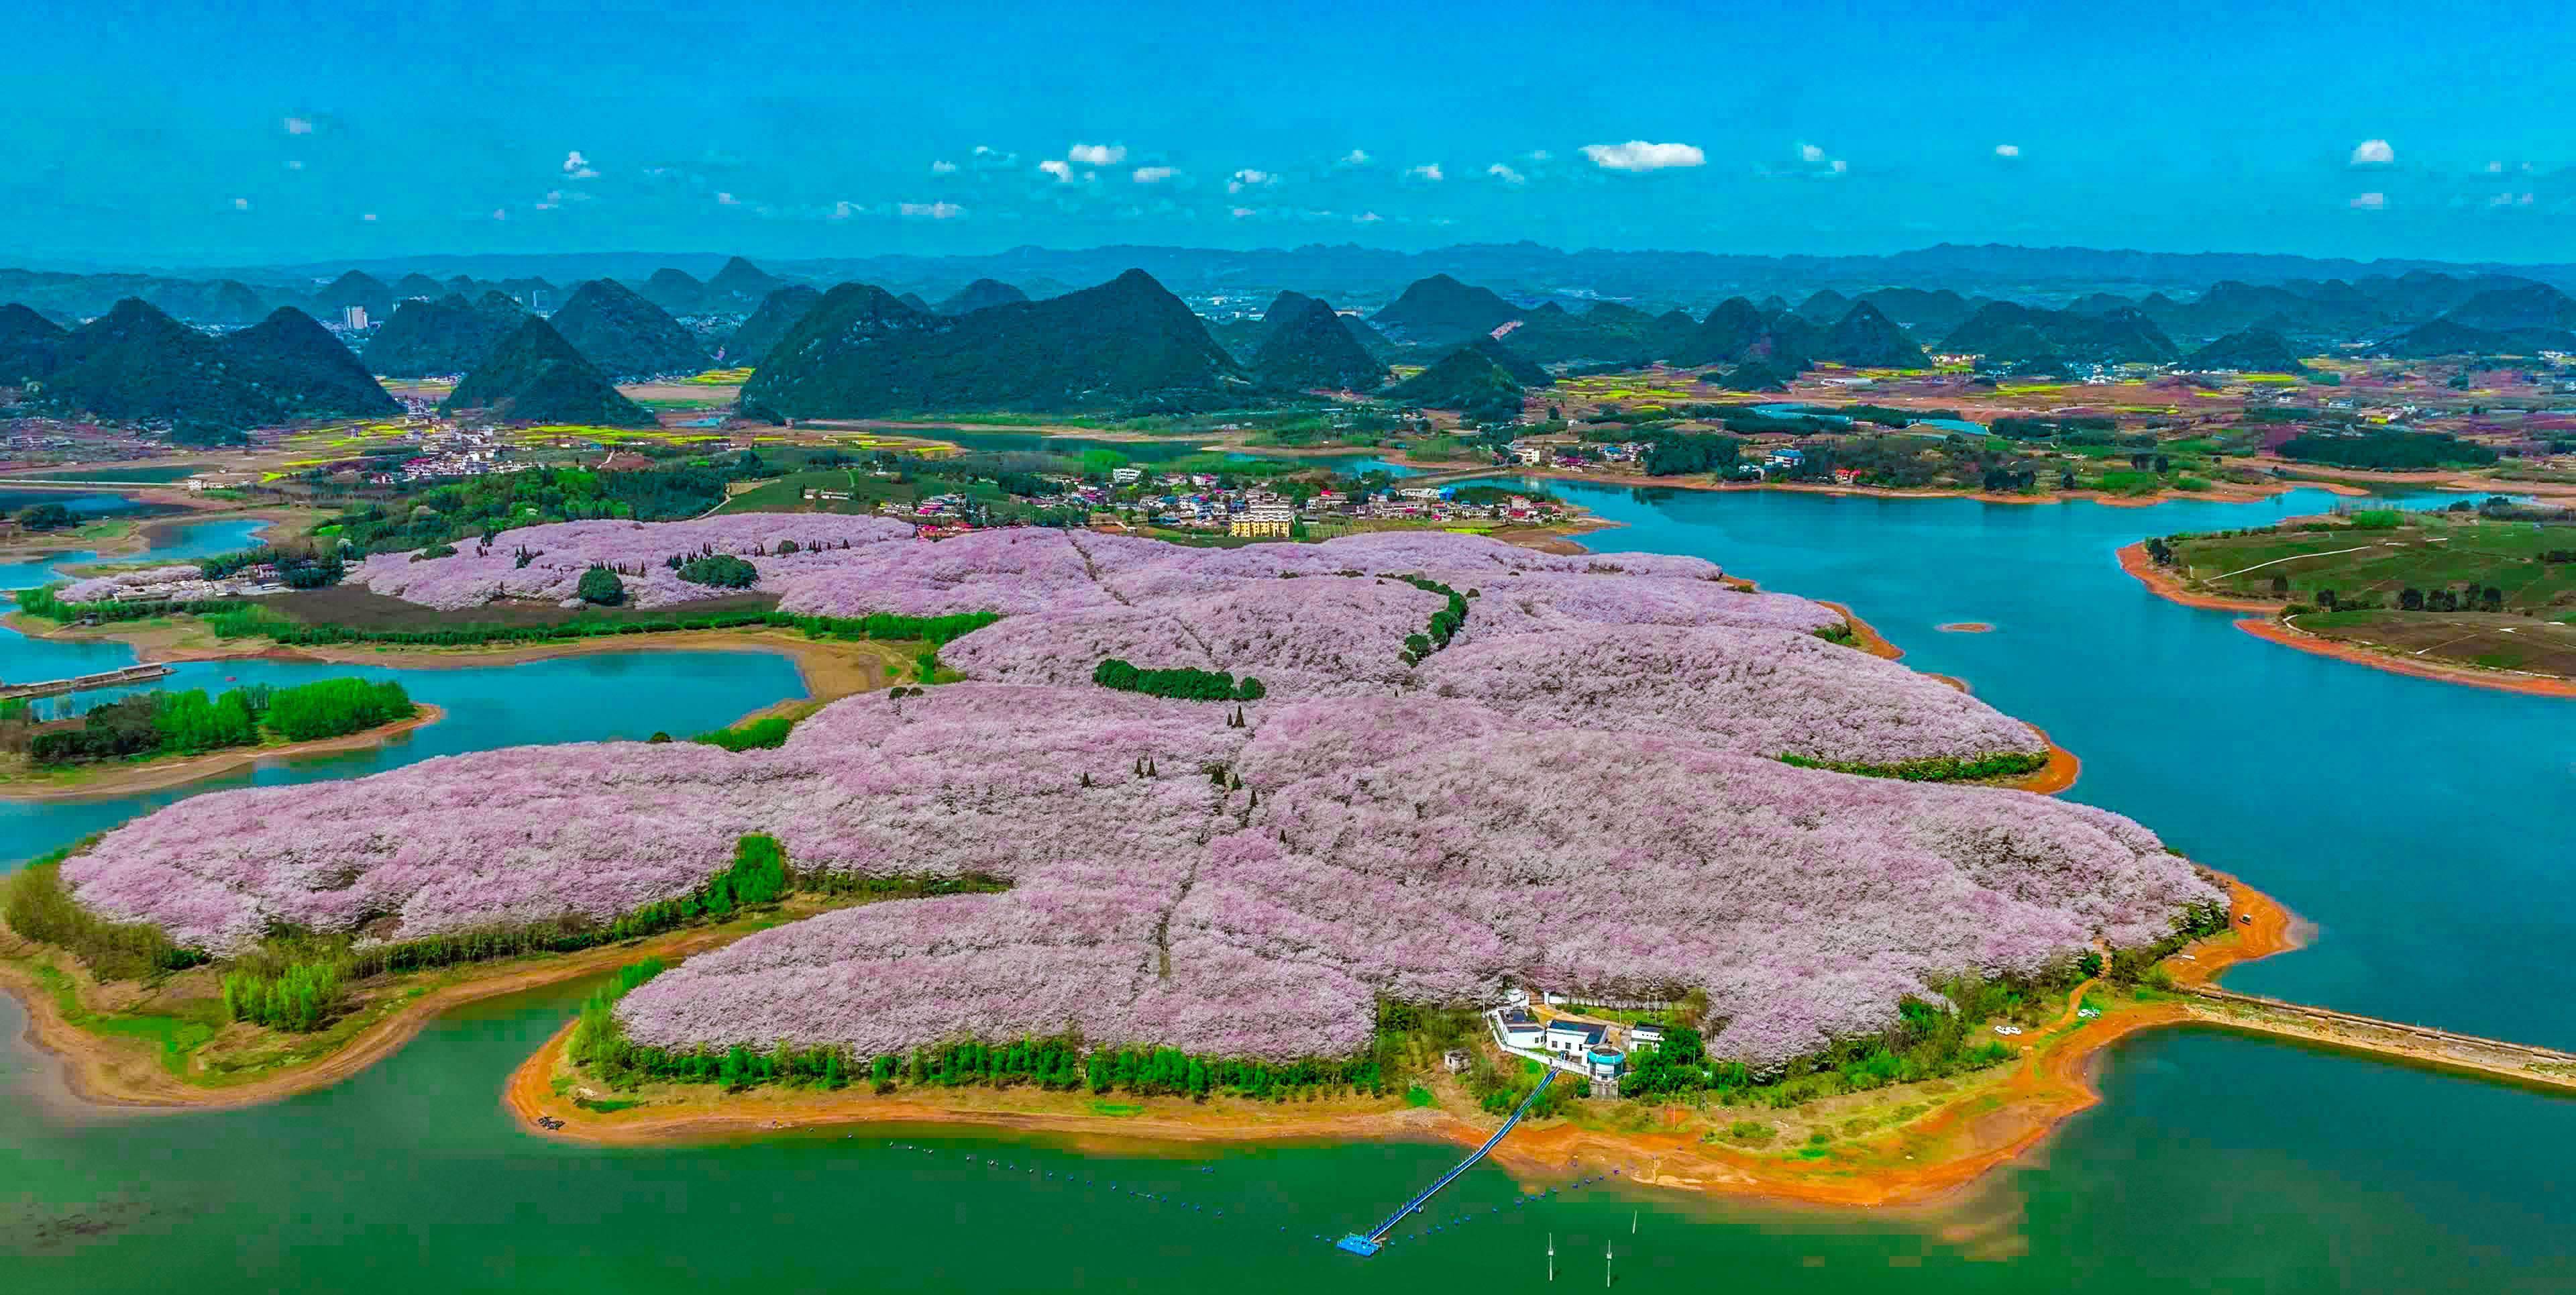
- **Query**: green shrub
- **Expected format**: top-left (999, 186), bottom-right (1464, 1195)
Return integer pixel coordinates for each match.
top-left (576, 567), bottom-right (626, 605)
top-left (676, 554), bottom-right (759, 588)
top-left (263, 678), bottom-right (414, 742)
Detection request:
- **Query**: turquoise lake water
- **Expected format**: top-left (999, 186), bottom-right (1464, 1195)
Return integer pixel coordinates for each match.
top-left (8, 485), bottom-right (2576, 1290)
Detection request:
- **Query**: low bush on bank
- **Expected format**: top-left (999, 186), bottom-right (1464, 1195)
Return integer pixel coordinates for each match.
top-left (1778, 749), bottom-right (2049, 783)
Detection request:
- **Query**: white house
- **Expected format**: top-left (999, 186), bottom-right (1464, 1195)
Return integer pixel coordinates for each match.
top-left (1499, 1010), bottom-right (1544, 1050)
top-left (1627, 1022), bottom-right (1666, 1050)
top-left (1542, 1019), bottom-right (1607, 1059)
top-left (1111, 466), bottom-right (1144, 485)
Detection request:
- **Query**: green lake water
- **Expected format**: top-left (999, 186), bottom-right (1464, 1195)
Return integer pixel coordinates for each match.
top-left (10, 484), bottom-right (2576, 1290)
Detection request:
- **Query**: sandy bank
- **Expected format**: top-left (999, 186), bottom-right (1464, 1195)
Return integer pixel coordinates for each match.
top-left (1936, 622), bottom-right (1994, 633)
top-left (0, 704), bottom-right (446, 802)
top-left (0, 921), bottom-right (755, 1111)
top-left (1817, 600), bottom-right (1901, 661)
top-left (2116, 542), bottom-right (2576, 697)
top-left (2232, 617), bottom-right (2576, 699)
top-left (496, 879), bottom-right (2300, 1209)
top-left (2114, 541), bottom-right (2279, 613)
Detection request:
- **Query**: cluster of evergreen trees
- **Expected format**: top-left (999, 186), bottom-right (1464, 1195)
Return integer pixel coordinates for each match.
top-left (221, 960), bottom-right (344, 1031)
top-left (1090, 658), bottom-right (1267, 702)
top-left (2278, 430), bottom-right (2498, 470)
top-left (674, 553), bottom-right (759, 588)
top-left (261, 678), bottom-right (415, 743)
top-left (1635, 430), bottom-right (1743, 477)
top-left (1394, 574), bottom-right (1468, 665)
top-left (24, 677), bottom-right (408, 766)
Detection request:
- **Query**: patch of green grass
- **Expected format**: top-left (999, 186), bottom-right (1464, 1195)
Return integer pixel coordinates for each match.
top-left (575, 1097), bottom-right (643, 1114)
top-left (1405, 1084), bottom-right (1436, 1108)
top-left (19, 960), bottom-right (221, 1074)
top-left (1089, 1101), bottom-right (1144, 1117)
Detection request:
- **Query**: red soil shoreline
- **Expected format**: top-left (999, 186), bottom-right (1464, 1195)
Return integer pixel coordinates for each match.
top-left (2115, 541), bottom-right (2576, 698)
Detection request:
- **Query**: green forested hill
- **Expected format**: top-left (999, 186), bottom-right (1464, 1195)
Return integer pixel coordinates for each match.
top-left (741, 269), bottom-right (1246, 418)
top-left (36, 299), bottom-right (284, 435)
top-left (443, 316), bottom-right (657, 427)
top-left (219, 307), bottom-right (400, 417)
top-left (720, 285), bottom-right (823, 368)
top-left (1252, 297), bottom-right (1386, 391)
top-left (366, 292), bottom-right (529, 377)
top-left (549, 279), bottom-right (710, 380)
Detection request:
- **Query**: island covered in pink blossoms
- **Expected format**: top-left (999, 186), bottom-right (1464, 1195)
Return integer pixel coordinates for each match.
top-left (60, 525), bottom-right (2201, 1073)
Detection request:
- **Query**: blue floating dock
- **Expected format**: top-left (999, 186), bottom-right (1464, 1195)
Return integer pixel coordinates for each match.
top-left (1332, 1070), bottom-right (1558, 1257)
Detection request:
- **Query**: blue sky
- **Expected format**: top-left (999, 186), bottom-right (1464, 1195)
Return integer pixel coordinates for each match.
top-left (12, 0), bottom-right (2571, 268)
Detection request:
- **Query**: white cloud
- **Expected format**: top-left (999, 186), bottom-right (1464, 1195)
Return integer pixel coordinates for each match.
top-left (716, 191), bottom-right (741, 205)
top-left (931, 160), bottom-right (959, 174)
top-left (284, 159), bottom-right (304, 170)
top-left (2349, 138), bottom-right (2395, 166)
top-left (1067, 142), bottom-right (1125, 166)
top-left (1830, 158), bottom-right (1849, 174)
top-left (973, 144), bottom-right (1002, 156)
top-left (282, 117), bottom-right (313, 135)
top-left (1227, 168), bottom-right (1273, 193)
top-left (360, 212), bottom-right (377, 222)
top-left (2488, 191), bottom-right (2536, 207)
top-left (898, 201), bottom-right (965, 219)
top-left (1131, 165), bottom-right (1177, 183)
top-left (1039, 159), bottom-right (1074, 182)
top-left (1337, 149), bottom-right (1371, 166)
top-left (561, 150), bottom-right (600, 179)
top-left (491, 207), bottom-right (508, 220)
top-left (231, 197), bottom-right (249, 211)
top-left (1486, 162), bottom-right (1525, 185)
top-left (1799, 142), bottom-right (1827, 163)
top-left (2487, 159), bottom-right (2505, 172)
top-left (1994, 143), bottom-right (2021, 158)
top-left (1354, 211), bottom-right (1384, 223)
top-left (1527, 149), bottom-right (1552, 162)
top-left (2349, 191), bottom-right (2387, 209)
top-left (828, 200), bottom-right (863, 220)
top-left (1405, 162), bottom-right (1443, 181)
top-left (1229, 206), bottom-right (1256, 218)
top-left (1580, 140), bottom-right (1706, 171)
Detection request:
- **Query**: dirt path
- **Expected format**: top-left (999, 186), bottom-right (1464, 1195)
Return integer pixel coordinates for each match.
top-left (0, 705), bottom-right (445, 802)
